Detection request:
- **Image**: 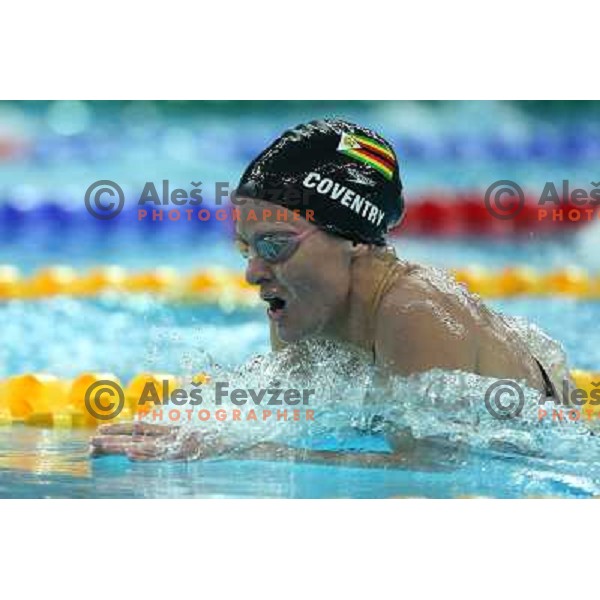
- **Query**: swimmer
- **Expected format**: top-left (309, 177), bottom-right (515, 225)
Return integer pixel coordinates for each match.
top-left (91, 119), bottom-right (564, 463)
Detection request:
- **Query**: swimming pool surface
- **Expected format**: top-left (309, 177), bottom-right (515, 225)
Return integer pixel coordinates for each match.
top-left (3, 426), bottom-right (598, 498)
top-left (1, 231), bottom-right (599, 498)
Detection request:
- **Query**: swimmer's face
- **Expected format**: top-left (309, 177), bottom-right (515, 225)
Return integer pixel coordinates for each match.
top-left (235, 197), bottom-right (354, 343)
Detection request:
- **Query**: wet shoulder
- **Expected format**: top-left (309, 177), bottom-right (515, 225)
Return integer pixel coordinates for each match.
top-left (371, 257), bottom-right (483, 342)
top-left (371, 259), bottom-right (480, 373)
top-left (380, 260), bottom-right (481, 322)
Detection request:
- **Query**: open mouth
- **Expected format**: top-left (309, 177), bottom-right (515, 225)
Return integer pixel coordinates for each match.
top-left (262, 295), bottom-right (287, 320)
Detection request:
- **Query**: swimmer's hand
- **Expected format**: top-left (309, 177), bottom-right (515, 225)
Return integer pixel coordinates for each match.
top-left (89, 422), bottom-right (219, 461)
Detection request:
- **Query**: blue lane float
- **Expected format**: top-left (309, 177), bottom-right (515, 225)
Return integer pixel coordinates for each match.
top-left (6, 128), bottom-right (600, 165)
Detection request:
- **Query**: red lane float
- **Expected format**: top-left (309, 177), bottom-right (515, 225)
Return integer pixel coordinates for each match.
top-left (394, 192), bottom-right (600, 237)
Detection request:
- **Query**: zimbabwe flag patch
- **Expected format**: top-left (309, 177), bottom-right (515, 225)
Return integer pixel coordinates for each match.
top-left (337, 132), bottom-right (395, 180)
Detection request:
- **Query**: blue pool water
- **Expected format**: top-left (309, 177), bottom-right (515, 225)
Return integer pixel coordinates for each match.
top-left (3, 102), bottom-right (600, 497)
top-left (1, 231), bottom-right (600, 498)
top-left (3, 426), bottom-right (598, 498)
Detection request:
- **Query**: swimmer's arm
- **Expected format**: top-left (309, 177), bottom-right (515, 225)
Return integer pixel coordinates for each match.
top-left (373, 300), bottom-right (476, 376)
top-left (234, 441), bottom-right (457, 471)
top-left (370, 300), bottom-right (475, 465)
top-left (234, 442), bottom-right (414, 468)
top-left (91, 423), bottom-right (449, 469)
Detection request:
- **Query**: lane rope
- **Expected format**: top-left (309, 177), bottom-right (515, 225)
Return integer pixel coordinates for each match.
top-left (1, 194), bottom-right (598, 237)
top-left (1, 265), bottom-right (600, 300)
top-left (0, 371), bottom-right (598, 427)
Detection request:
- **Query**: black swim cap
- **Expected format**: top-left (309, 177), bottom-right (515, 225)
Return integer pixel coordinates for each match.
top-left (236, 119), bottom-right (405, 245)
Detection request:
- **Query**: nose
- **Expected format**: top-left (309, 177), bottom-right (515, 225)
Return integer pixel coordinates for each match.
top-left (245, 256), bottom-right (273, 286)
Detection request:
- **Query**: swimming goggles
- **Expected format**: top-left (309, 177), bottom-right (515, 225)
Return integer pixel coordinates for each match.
top-left (236, 229), bottom-right (318, 264)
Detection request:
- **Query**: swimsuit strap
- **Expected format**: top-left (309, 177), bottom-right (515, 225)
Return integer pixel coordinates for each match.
top-left (367, 252), bottom-right (403, 357)
top-left (535, 357), bottom-right (556, 398)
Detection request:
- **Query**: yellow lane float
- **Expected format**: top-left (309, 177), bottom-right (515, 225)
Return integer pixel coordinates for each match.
top-left (0, 370), bottom-right (598, 428)
top-left (0, 265), bottom-right (597, 301)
